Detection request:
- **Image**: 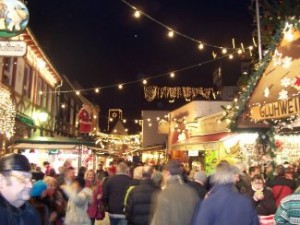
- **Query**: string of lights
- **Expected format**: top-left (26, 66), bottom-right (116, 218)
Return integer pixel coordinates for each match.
top-left (120, 0), bottom-right (254, 51)
top-left (41, 47), bottom-right (253, 96)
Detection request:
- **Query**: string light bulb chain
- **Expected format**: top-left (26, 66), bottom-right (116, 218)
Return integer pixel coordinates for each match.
top-left (120, 0), bottom-right (251, 51)
top-left (42, 46), bottom-right (253, 95)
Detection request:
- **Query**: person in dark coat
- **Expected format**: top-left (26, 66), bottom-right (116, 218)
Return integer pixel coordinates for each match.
top-left (244, 174), bottom-right (276, 216)
top-left (103, 162), bottom-right (133, 225)
top-left (32, 166), bottom-right (45, 182)
top-left (151, 160), bottom-right (199, 225)
top-left (29, 180), bottom-right (49, 225)
top-left (0, 153), bottom-right (41, 225)
top-left (191, 163), bottom-right (259, 225)
top-left (125, 165), bottom-right (159, 225)
top-left (266, 165), bottom-right (296, 207)
top-left (188, 171), bottom-right (207, 199)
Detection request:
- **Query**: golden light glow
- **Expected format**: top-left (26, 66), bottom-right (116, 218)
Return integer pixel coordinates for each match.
top-left (237, 49), bottom-right (242, 55)
top-left (170, 72), bottom-right (175, 78)
top-left (95, 88), bottom-right (100, 93)
top-left (61, 104), bottom-right (66, 109)
top-left (168, 30), bottom-right (174, 38)
top-left (143, 79), bottom-right (147, 85)
top-left (198, 43), bottom-right (204, 50)
top-left (118, 84), bottom-right (123, 89)
top-left (134, 10), bottom-right (141, 18)
top-left (229, 54), bottom-right (234, 59)
top-left (76, 91), bottom-right (80, 95)
top-left (123, 119), bottom-right (127, 123)
top-left (222, 48), bottom-right (227, 54)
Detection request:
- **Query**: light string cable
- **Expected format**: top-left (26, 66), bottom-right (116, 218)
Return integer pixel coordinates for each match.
top-left (45, 50), bottom-right (242, 95)
top-left (121, 0), bottom-right (247, 50)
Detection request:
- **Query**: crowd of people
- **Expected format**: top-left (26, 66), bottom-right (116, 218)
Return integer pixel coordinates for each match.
top-left (1, 153), bottom-right (300, 225)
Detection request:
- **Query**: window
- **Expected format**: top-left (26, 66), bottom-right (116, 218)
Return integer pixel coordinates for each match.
top-left (36, 78), bottom-right (42, 106)
top-left (2, 57), bottom-right (14, 86)
top-left (23, 64), bottom-right (32, 98)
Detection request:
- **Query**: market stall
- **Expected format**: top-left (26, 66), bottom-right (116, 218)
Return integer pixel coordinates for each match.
top-left (227, 19), bottom-right (300, 165)
top-left (9, 136), bottom-right (110, 172)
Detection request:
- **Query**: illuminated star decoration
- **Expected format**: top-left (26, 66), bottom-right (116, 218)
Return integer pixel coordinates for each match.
top-left (264, 87), bottom-right (270, 98)
top-left (280, 77), bottom-right (292, 88)
top-left (282, 56), bottom-right (292, 69)
top-left (273, 50), bottom-right (282, 66)
top-left (278, 89), bottom-right (289, 100)
top-left (283, 22), bottom-right (294, 42)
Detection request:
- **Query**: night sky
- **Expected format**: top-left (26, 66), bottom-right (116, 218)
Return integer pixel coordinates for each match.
top-left (27, 0), bottom-right (254, 131)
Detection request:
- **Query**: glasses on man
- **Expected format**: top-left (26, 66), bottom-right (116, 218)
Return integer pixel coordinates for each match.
top-left (9, 173), bottom-right (33, 184)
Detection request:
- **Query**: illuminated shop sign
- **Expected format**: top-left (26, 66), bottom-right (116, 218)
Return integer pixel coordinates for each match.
top-left (250, 95), bottom-right (300, 121)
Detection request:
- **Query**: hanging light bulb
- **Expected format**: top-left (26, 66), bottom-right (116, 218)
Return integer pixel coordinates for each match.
top-left (95, 88), bottom-right (100, 93)
top-left (118, 84), bottom-right (123, 90)
top-left (198, 43), bottom-right (204, 50)
top-left (237, 49), bottom-right (242, 55)
top-left (222, 48), bottom-right (227, 54)
top-left (76, 91), bottom-right (80, 95)
top-left (134, 10), bottom-right (141, 18)
top-left (248, 46), bottom-right (254, 51)
top-left (143, 79), bottom-right (147, 85)
top-left (168, 30), bottom-right (174, 38)
top-left (229, 54), bottom-right (234, 59)
top-left (170, 72), bottom-right (175, 78)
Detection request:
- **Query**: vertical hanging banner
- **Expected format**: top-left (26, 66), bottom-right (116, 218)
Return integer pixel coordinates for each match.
top-left (0, 0), bottom-right (29, 38)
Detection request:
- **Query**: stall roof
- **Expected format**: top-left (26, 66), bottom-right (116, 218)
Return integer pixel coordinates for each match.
top-left (9, 136), bottom-right (95, 150)
top-left (123, 145), bottom-right (165, 155)
top-left (170, 132), bottom-right (230, 151)
top-left (229, 20), bottom-right (300, 131)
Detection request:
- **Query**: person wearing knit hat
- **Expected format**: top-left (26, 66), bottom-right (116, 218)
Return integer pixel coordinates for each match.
top-left (30, 180), bottom-right (48, 197)
top-left (29, 180), bottom-right (49, 225)
top-left (0, 153), bottom-right (41, 225)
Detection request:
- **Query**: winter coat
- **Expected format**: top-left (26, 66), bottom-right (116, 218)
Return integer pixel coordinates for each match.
top-left (103, 173), bottom-right (133, 215)
top-left (125, 179), bottom-right (159, 225)
top-left (188, 180), bottom-right (207, 199)
top-left (0, 194), bottom-right (41, 225)
top-left (151, 175), bottom-right (199, 225)
top-left (63, 186), bottom-right (93, 225)
top-left (191, 184), bottom-right (259, 225)
top-left (85, 180), bottom-right (105, 220)
top-left (244, 188), bottom-right (276, 216)
top-left (29, 197), bottom-right (49, 225)
top-left (267, 176), bottom-right (296, 207)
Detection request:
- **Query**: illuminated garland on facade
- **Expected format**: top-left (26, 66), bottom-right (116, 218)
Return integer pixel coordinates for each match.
top-left (0, 86), bottom-right (15, 138)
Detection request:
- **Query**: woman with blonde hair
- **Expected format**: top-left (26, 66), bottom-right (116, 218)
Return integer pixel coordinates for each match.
top-left (85, 169), bottom-right (105, 224)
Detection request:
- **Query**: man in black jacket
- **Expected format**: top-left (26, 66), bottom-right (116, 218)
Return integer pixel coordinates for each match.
top-left (103, 162), bottom-right (133, 225)
top-left (125, 165), bottom-right (159, 225)
top-left (0, 153), bottom-right (41, 225)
